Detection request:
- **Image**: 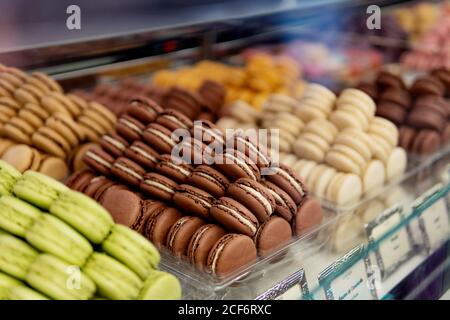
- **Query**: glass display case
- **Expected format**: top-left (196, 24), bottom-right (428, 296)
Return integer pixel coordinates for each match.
top-left (1, 0), bottom-right (449, 300)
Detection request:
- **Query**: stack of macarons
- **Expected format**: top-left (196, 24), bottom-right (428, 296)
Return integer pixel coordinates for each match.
top-left (66, 96), bottom-right (323, 277)
top-left (357, 69), bottom-right (450, 155)
top-left (0, 64), bottom-right (117, 177)
top-left (0, 160), bottom-right (181, 300)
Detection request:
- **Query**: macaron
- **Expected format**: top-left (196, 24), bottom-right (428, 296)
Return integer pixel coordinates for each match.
top-left (38, 156), bottom-right (69, 181)
top-left (45, 113), bottom-right (85, 147)
top-left (14, 171), bottom-right (69, 210)
top-left (5, 284), bottom-right (49, 300)
top-left (111, 157), bottom-right (145, 187)
top-left (264, 164), bottom-right (307, 205)
top-left (100, 133), bottom-right (129, 158)
top-left (1, 144), bottom-right (40, 173)
top-left (143, 123), bottom-right (177, 154)
top-left (227, 178), bottom-right (275, 222)
top-left (50, 189), bottom-right (114, 244)
top-left (262, 180), bottom-right (297, 222)
top-left (127, 96), bottom-right (163, 124)
top-left (293, 197), bottom-right (323, 236)
top-left (83, 148), bottom-right (114, 176)
top-left (215, 149), bottom-right (261, 182)
top-left (83, 252), bottom-right (142, 300)
top-left (100, 188), bottom-right (144, 227)
top-left (116, 115), bottom-right (145, 142)
top-left (173, 184), bottom-right (215, 219)
top-left (191, 120), bottom-right (225, 146)
top-left (31, 126), bottom-right (70, 159)
top-left (144, 206), bottom-right (183, 248)
top-left (187, 224), bottom-right (226, 269)
top-left (83, 175), bottom-right (113, 198)
top-left (211, 197), bottom-right (259, 237)
top-left (2, 117), bottom-right (34, 144)
top-left (325, 173), bottom-right (362, 205)
top-left (0, 195), bottom-right (42, 237)
top-left (166, 216), bottom-right (205, 257)
top-left (230, 134), bottom-right (271, 168)
top-left (124, 141), bottom-right (159, 170)
top-left (206, 234), bottom-right (257, 277)
top-left (156, 108), bottom-right (194, 131)
top-left (188, 165), bottom-right (230, 198)
top-left (376, 101), bottom-right (407, 125)
top-left (253, 216), bottom-right (292, 257)
top-left (0, 233), bottom-right (38, 280)
top-left (140, 172), bottom-right (178, 201)
top-left (102, 224), bottom-right (161, 280)
top-left (69, 142), bottom-right (99, 172)
top-left (25, 214), bottom-right (93, 266)
top-left (362, 160), bottom-right (385, 195)
top-left (65, 169), bottom-right (96, 193)
top-left (154, 154), bottom-right (193, 183)
top-left (0, 160), bottom-right (21, 196)
top-left (138, 270), bottom-right (182, 300)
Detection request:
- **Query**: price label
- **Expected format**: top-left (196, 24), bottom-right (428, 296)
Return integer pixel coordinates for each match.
top-left (255, 268), bottom-right (309, 300)
top-left (418, 199), bottom-right (450, 253)
top-left (365, 205), bottom-right (414, 278)
top-left (318, 245), bottom-right (376, 300)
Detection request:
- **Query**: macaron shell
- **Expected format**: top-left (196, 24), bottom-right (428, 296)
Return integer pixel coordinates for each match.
top-left (166, 216), bottom-right (205, 257)
top-left (145, 207), bottom-right (183, 248)
top-left (138, 270), bottom-right (181, 300)
top-left (1, 144), bottom-right (33, 172)
top-left (386, 147), bottom-right (407, 181)
top-left (100, 188), bottom-right (143, 228)
top-left (362, 160), bottom-right (385, 195)
top-left (187, 224), bottom-right (226, 269)
top-left (38, 156), bottom-right (69, 181)
top-left (254, 216), bottom-right (292, 257)
top-left (294, 197), bottom-right (323, 236)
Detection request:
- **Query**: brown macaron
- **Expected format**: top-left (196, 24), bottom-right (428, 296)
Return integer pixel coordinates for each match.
top-left (154, 154), bottom-right (194, 183)
top-left (376, 101), bottom-right (407, 125)
top-left (166, 216), bottom-right (205, 257)
top-left (206, 234), bottom-right (257, 277)
top-left (227, 178), bottom-right (276, 222)
top-left (99, 132), bottom-right (129, 158)
top-left (127, 96), bottom-right (163, 124)
top-left (142, 123), bottom-right (178, 154)
top-left (140, 172), bottom-right (178, 201)
top-left (144, 206), bottom-right (183, 248)
top-left (65, 169), bottom-right (96, 192)
top-left (379, 88), bottom-right (411, 109)
top-left (116, 115), bottom-right (145, 142)
top-left (253, 216), bottom-right (292, 257)
top-left (293, 196), bottom-right (323, 236)
top-left (210, 197), bottom-right (259, 237)
top-left (262, 181), bottom-right (297, 222)
top-left (111, 157), bottom-right (145, 187)
top-left (100, 188), bottom-right (143, 227)
top-left (187, 224), bottom-right (227, 269)
top-left (188, 165), bottom-right (230, 198)
top-left (84, 176), bottom-right (114, 198)
top-left (155, 108), bottom-right (194, 131)
top-left (375, 71), bottom-right (405, 90)
top-left (83, 147), bottom-right (115, 175)
top-left (215, 149), bottom-right (261, 182)
top-left (173, 184), bottom-right (216, 219)
top-left (410, 129), bottom-right (441, 155)
top-left (264, 164), bottom-right (307, 205)
top-left (399, 126), bottom-right (416, 150)
top-left (124, 141), bottom-right (159, 170)
top-left (407, 108), bottom-right (446, 132)
top-left (410, 76), bottom-right (445, 97)
top-left (1, 117), bottom-right (34, 144)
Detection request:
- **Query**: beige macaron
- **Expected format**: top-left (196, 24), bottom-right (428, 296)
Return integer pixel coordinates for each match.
top-left (38, 156), bottom-right (69, 181)
top-left (303, 118), bottom-right (338, 144)
top-left (362, 160), bottom-right (386, 195)
top-left (326, 173), bottom-right (362, 205)
top-left (333, 129), bottom-right (372, 161)
top-left (291, 159), bottom-right (318, 181)
top-left (385, 147), bottom-right (407, 181)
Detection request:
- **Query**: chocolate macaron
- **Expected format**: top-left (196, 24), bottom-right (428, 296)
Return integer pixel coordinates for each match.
top-left (254, 216), bottom-right (292, 257)
top-left (173, 184), bottom-right (215, 219)
top-left (210, 197), bottom-right (259, 237)
top-left (83, 148), bottom-right (114, 176)
top-left (127, 96), bottom-right (163, 124)
top-left (262, 181), bottom-right (297, 222)
top-left (124, 141), bottom-right (159, 170)
top-left (154, 154), bottom-right (193, 183)
top-left (65, 169), bottom-right (96, 193)
top-left (100, 188), bottom-right (144, 227)
top-left (143, 123), bottom-right (178, 154)
top-left (187, 224), bottom-right (226, 269)
top-left (292, 196), bottom-right (323, 236)
top-left (116, 115), bottom-right (145, 142)
top-left (227, 178), bottom-right (275, 222)
top-left (100, 132), bottom-right (129, 158)
top-left (155, 108), bottom-right (194, 131)
top-left (215, 149), bottom-right (261, 182)
top-left (144, 206), bottom-right (183, 248)
top-left (188, 165), bottom-right (230, 198)
top-left (140, 172), bottom-right (178, 201)
top-left (111, 157), bottom-right (145, 187)
top-left (206, 234), bottom-right (257, 277)
top-left (166, 216), bottom-right (205, 257)
top-left (265, 164), bottom-right (307, 205)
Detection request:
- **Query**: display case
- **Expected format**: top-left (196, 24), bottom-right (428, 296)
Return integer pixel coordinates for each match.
top-left (1, 0), bottom-right (449, 300)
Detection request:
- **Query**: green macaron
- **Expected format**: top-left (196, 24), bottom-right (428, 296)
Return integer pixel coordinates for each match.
top-left (0, 272), bottom-right (22, 297)
top-left (0, 196), bottom-right (43, 237)
top-left (0, 160), bottom-right (21, 196)
top-left (102, 224), bottom-right (161, 280)
top-left (50, 190), bottom-right (114, 244)
top-left (26, 254), bottom-right (96, 300)
top-left (26, 214), bottom-right (93, 266)
top-left (13, 171), bottom-right (69, 210)
top-left (0, 233), bottom-right (38, 280)
top-left (7, 284), bottom-right (49, 300)
top-left (83, 253), bottom-right (143, 300)
top-left (139, 270), bottom-right (182, 300)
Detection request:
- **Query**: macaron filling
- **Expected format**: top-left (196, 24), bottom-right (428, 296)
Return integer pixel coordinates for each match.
top-left (217, 203), bottom-right (257, 235)
top-left (238, 184), bottom-right (273, 215)
top-left (273, 167), bottom-right (305, 197)
top-left (103, 135), bottom-right (126, 151)
top-left (130, 146), bottom-right (158, 163)
top-left (85, 151), bottom-right (112, 168)
top-left (120, 118), bottom-right (143, 135)
top-left (163, 115), bottom-right (189, 129)
top-left (143, 179), bottom-right (175, 194)
top-left (223, 153), bottom-right (256, 180)
top-left (163, 162), bottom-right (191, 177)
top-left (147, 128), bottom-right (176, 147)
top-left (113, 163), bottom-right (143, 181)
top-left (188, 225), bottom-right (211, 263)
top-left (196, 172), bottom-right (225, 191)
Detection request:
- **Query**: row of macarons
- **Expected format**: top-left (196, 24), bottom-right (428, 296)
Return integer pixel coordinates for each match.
top-left (0, 160), bottom-right (180, 300)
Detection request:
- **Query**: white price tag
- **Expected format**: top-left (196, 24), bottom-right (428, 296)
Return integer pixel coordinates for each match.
top-left (365, 205), bottom-right (414, 278)
top-left (318, 245), bottom-right (376, 300)
top-left (255, 269), bottom-right (308, 300)
top-left (419, 199), bottom-right (450, 252)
